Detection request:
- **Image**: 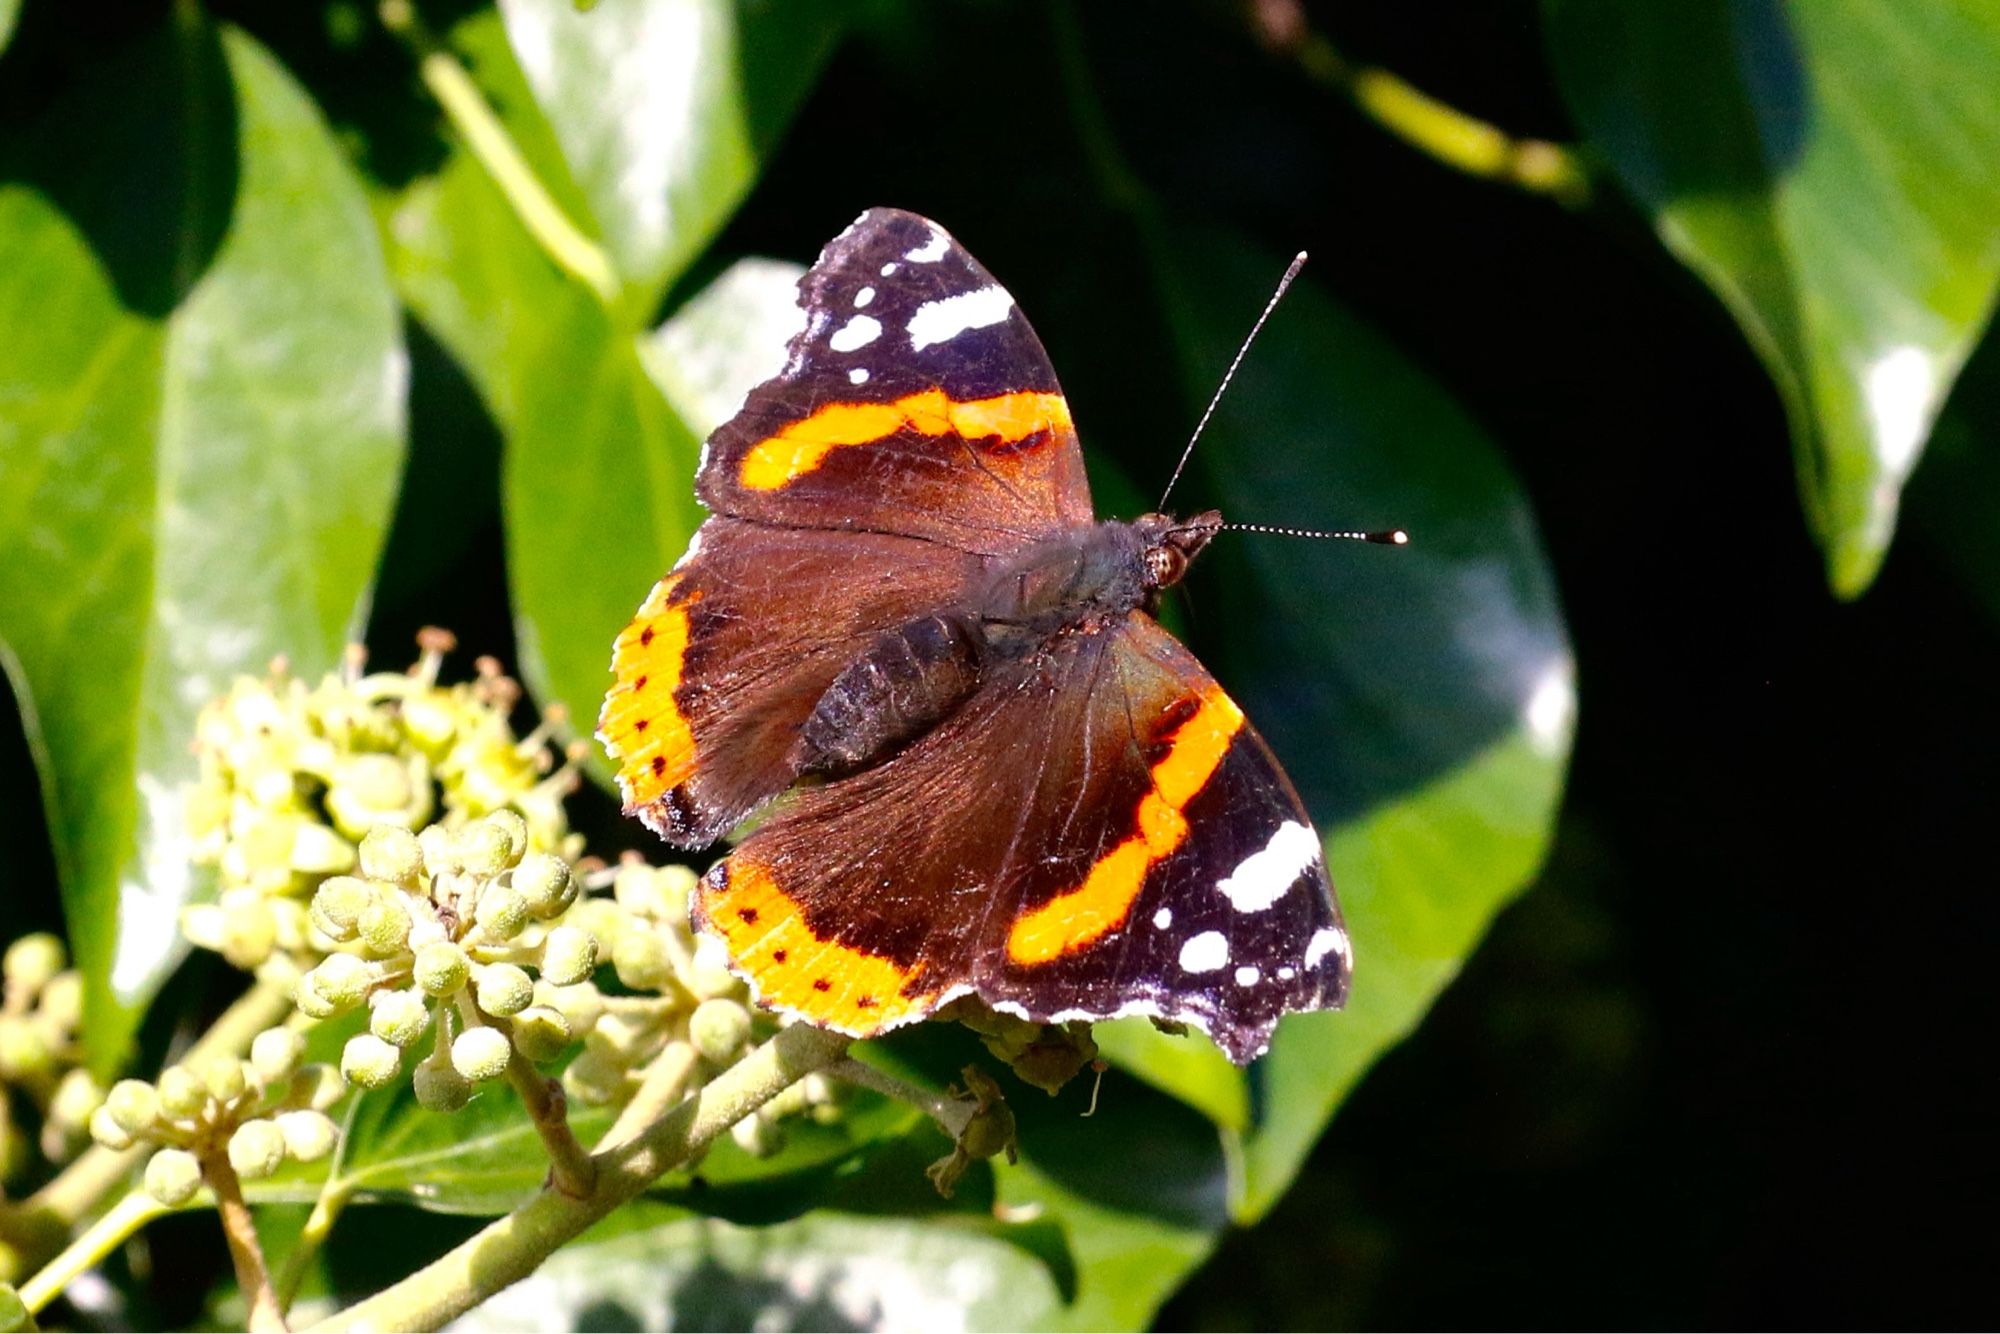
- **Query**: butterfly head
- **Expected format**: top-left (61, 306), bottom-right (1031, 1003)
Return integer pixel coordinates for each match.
top-left (1135, 510), bottom-right (1223, 592)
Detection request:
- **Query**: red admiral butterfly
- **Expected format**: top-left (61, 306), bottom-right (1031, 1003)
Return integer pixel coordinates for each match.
top-left (600, 208), bottom-right (1356, 1064)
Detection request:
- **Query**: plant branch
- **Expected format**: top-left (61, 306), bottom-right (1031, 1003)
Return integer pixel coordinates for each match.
top-left (1247, 0), bottom-right (1591, 205)
top-left (597, 1040), bottom-right (698, 1154)
top-left (15, 1191), bottom-right (165, 1317)
top-left (377, 0), bottom-right (622, 306)
top-left (202, 1148), bottom-right (286, 1333)
top-left (827, 1057), bottom-right (977, 1142)
top-left (502, 1046), bottom-right (595, 1199)
top-left (305, 1023), bottom-right (850, 1333)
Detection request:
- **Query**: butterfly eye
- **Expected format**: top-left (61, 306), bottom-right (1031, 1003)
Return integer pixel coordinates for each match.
top-left (1144, 546), bottom-right (1185, 588)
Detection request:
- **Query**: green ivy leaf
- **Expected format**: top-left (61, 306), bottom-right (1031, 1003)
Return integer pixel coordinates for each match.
top-left (641, 256), bottom-right (806, 436)
top-left (1545, 0), bottom-right (2000, 597)
top-left (496, 0), bottom-right (844, 322)
top-left (0, 0), bottom-right (19, 58)
top-left (1146, 224), bottom-right (1572, 1223)
top-left (0, 19), bottom-right (406, 1067)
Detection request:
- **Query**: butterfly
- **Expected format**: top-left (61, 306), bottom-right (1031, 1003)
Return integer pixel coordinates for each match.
top-left (598, 207), bottom-right (1352, 1064)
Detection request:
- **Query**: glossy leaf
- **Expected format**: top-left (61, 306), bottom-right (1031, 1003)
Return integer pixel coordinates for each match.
top-left (496, 0), bottom-right (844, 320)
top-left (1119, 224), bottom-right (1572, 1223)
top-left (389, 14), bottom-right (702, 761)
top-left (641, 256), bottom-right (806, 435)
top-left (0, 0), bottom-right (18, 58)
top-left (0, 20), bottom-right (405, 1065)
top-left (1545, 0), bottom-right (2000, 596)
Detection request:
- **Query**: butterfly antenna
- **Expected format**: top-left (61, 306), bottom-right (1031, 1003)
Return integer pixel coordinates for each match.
top-left (1221, 522), bottom-right (1410, 545)
top-left (1158, 251), bottom-right (1310, 510)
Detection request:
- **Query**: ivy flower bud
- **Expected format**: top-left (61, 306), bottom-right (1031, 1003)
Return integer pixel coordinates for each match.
top-left (218, 891), bottom-right (279, 969)
top-left (227, 1118), bottom-right (288, 1180)
top-left (39, 971), bottom-right (82, 1029)
top-left (3, 933), bottom-right (65, 994)
top-left (249, 1028), bottom-right (307, 1084)
top-left (157, 1067), bottom-right (207, 1120)
top-left (458, 817), bottom-right (517, 878)
top-left (450, 1026), bottom-right (513, 1083)
top-left (201, 1057), bottom-right (248, 1106)
top-left (486, 809), bottom-right (528, 863)
top-left (309, 876), bottom-right (372, 942)
top-left (539, 927), bottom-right (597, 987)
top-left (370, 989), bottom-right (431, 1048)
top-left (418, 824), bottom-right (460, 877)
top-left (612, 860), bottom-right (676, 921)
top-left (276, 1109), bottom-right (339, 1163)
top-left (326, 753), bottom-right (430, 839)
top-left (0, 1018), bottom-right (51, 1083)
top-left (473, 884), bottom-right (529, 941)
top-left (289, 820), bottom-right (357, 876)
top-left (686, 937), bottom-right (742, 1001)
top-left (357, 896), bottom-right (413, 957)
top-left (144, 1148), bottom-right (205, 1207)
top-left (730, 1109), bottom-right (784, 1158)
top-left (412, 1059), bottom-right (471, 1113)
top-left (611, 930), bottom-right (672, 992)
top-left (88, 1105), bottom-right (134, 1151)
top-left (341, 1034), bottom-right (402, 1089)
top-left (358, 825), bottom-right (423, 886)
top-left (689, 999), bottom-right (752, 1065)
top-left (561, 1049), bottom-right (627, 1106)
top-left (414, 942), bottom-right (470, 997)
top-left (105, 1080), bottom-right (161, 1137)
top-left (475, 964), bottom-right (533, 1018)
top-left (509, 1006), bottom-right (571, 1064)
top-left (512, 853), bottom-right (574, 918)
top-left (48, 1068), bottom-right (104, 1132)
top-left (540, 981), bottom-right (604, 1035)
top-left (303, 952), bottom-right (372, 1014)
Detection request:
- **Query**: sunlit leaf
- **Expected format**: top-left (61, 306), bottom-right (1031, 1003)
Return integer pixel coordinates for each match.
top-left (1545, 0), bottom-right (2000, 596)
top-left (1146, 224), bottom-right (1573, 1222)
top-left (0, 19), bottom-right (405, 1065)
top-left (496, 0), bottom-right (844, 320)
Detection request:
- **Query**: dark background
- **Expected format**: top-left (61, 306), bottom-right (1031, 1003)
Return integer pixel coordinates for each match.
top-left (3, 0), bottom-right (1995, 1326)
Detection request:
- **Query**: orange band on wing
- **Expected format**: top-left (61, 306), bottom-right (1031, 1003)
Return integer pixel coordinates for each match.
top-left (597, 575), bottom-right (702, 808)
top-left (1006, 687), bottom-right (1244, 965)
top-left (703, 860), bottom-right (935, 1034)
top-left (738, 389), bottom-right (1072, 490)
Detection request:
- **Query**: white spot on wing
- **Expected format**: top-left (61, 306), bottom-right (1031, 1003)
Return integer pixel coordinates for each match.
top-left (1216, 820), bottom-right (1318, 912)
top-left (1304, 926), bottom-right (1349, 970)
top-left (907, 286), bottom-right (1016, 352)
top-left (828, 314), bottom-right (881, 353)
top-left (905, 227), bottom-right (950, 262)
top-left (854, 286), bottom-right (875, 308)
top-left (848, 367), bottom-right (869, 384)
top-left (1277, 966), bottom-right (1297, 982)
top-left (1179, 930), bottom-right (1228, 973)
top-left (1152, 907), bottom-right (1173, 929)
top-left (1234, 965), bottom-right (1261, 987)
top-left (880, 261), bottom-right (898, 277)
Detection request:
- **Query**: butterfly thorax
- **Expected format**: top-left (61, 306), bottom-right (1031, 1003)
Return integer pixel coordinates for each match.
top-left (795, 511), bottom-right (1220, 780)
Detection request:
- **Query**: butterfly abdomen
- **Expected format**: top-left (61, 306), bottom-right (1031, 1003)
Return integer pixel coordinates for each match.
top-left (796, 613), bottom-right (982, 778)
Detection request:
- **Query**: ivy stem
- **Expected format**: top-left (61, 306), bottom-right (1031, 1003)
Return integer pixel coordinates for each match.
top-left (1247, 0), bottom-right (1592, 205)
top-left (827, 1058), bottom-right (977, 1142)
top-left (304, 1023), bottom-right (851, 1333)
top-left (201, 1147), bottom-right (287, 1333)
top-left (504, 1045), bottom-right (595, 1199)
top-left (377, 0), bottom-right (622, 306)
top-left (276, 1096), bottom-right (364, 1311)
top-left (597, 1040), bottom-right (699, 1154)
top-left (15, 1191), bottom-right (165, 1317)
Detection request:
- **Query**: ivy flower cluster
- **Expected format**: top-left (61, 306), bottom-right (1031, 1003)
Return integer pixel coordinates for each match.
top-left (87, 1029), bottom-right (342, 1207)
top-left (0, 934), bottom-right (104, 1178)
top-left (293, 815), bottom-right (597, 1111)
top-left (560, 857), bottom-right (839, 1157)
top-left (181, 631), bottom-right (584, 983)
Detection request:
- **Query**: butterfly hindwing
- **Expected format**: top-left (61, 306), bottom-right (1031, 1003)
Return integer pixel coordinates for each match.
top-left (693, 614), bottom-right (1345, 1063)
